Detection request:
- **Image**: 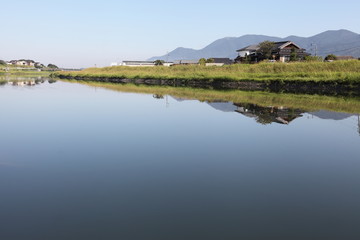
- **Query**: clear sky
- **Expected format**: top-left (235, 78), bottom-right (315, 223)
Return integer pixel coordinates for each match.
top-left (1, 0), bottom-right (359, 68)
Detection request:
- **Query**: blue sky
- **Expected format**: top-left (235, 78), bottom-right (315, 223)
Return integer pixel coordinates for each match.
top-left (1, 0), bottom-right (359, 68)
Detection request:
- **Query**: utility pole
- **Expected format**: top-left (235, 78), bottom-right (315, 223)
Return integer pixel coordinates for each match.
top-left (358, 114), bottom-right (360, 136)
top-left (166, 51), bottom-right (169, 63)
top-left (311, 43), bottom-right (318, 56)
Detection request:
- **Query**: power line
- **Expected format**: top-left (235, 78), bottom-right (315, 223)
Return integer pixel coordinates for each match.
top-left (322, 45), bottom-right (360, 55)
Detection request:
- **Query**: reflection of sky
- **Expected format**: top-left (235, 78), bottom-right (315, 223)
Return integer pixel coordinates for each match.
top-left (1, 81), bottom-right (360, 239)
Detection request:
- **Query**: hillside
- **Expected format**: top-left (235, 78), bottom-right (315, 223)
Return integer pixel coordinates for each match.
top-left (149, 29), bottom-right (360, 61)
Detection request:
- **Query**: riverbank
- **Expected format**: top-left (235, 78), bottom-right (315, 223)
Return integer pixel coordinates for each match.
top-left (53, 61), bottom-right (360, 95)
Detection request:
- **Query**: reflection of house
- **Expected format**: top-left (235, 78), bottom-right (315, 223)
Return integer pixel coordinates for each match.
top-left (235, 41), bottom-right (309, 63)
top-left (234, 103), bottom-right (303, 125)
top-left (10, 81), bottom-right (36, 86)
top-left (205, 101), bottom-right (304, 125)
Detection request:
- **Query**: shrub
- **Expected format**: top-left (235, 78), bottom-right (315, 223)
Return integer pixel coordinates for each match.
top-left (325, 54), bottom-right (337, 61)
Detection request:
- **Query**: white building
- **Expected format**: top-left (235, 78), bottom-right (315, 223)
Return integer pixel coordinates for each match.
top-left (236, 45), bottom-right (260, 58)
top-left (121, 61), bottom-right (156, 67)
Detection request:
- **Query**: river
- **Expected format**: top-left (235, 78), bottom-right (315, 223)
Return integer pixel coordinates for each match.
top-left (1, 76), bottom-right (360, 239)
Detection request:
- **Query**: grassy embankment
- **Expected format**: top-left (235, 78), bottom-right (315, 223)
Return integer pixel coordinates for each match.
top-left (0, 67), bottom-right (51, 77)
top-left (1, 64), bottom-right (52, 74)
top-left (65, 80), bottom-right (360, 114)
top-left (54, 60), bottom-right (360, 83)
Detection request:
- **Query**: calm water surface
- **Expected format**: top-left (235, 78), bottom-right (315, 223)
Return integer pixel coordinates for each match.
top-left (1, 77), bottom-right (360, 239)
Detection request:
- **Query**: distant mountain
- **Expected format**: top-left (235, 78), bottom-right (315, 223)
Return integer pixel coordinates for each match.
top-left (207, 102), bottom-right (238, 112)
top-left (149, 30), bottom-right (360, 61)
top-left (309, 110), bottom-right (355, 120)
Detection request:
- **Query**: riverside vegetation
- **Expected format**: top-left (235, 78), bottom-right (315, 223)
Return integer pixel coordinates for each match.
top-left (53, 60), bottom-right (360, 83)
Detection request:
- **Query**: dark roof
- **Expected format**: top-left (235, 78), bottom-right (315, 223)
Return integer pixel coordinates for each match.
top-left (336, 56), bottom-right (355, 60)
top-left (174, 60), bottom-right (199, 64)
top-left (237, 41), bottom-right (303, 52)
top-left (211, 58), bottom-right (233, 64)
top-left (237, 44), bottom-right (259, 52)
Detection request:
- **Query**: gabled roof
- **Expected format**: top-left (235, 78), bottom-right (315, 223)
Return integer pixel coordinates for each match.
top-left (211, 58), bottom-right (233, 64)
top-left (274, 41), bottom-right (302, 50)
top-left (237, 45), bottom-right (259, 52)
top-left (237, 41), bottom-right (303, 52)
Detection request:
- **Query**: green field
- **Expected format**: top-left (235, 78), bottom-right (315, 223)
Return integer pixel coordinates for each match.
top-left (54, 60), bottom-right (360, 83)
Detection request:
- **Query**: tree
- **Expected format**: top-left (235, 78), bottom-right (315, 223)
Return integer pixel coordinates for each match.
top-left (325, 54), bottom-right (337, 61)
top-left (47, 64), bottom-right (59, 69)
top-left (35, 63), bottom-right (45, 69)
top-left (206, 58), bottom-right (214, 63)
top-left (290, 47), bottom-right (298, 61)
top-left (0, 60), bottom-right (6, 65)
top-left (257, 41), bottom-right (275, 60)
top-left (154, 60), bottom-right (164, 66)
top-left (198, 58), bottom-right (206, 65)
top-left (153, 94), bottom-right (164, 99)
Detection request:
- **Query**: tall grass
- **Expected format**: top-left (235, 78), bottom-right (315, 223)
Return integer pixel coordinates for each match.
top-left (54, 60), bottom-right (360, 82)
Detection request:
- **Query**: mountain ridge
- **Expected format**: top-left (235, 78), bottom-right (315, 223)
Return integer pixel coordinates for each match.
top-left (149, 29), bottom-right (360, 61)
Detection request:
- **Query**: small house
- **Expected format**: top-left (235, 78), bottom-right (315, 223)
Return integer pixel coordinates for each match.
top-left (206, 58), bottom-right (233, 66)
top-left (9, 60), bottom-right (36, 66)
top-left (335, 56), bottom-right (355, 61)
top-left (237, 45), bottom-right (259, 58)
top-left (173, 60), bottom-right (199, 65)
top-left (235, 41), bottom-right (309, 63)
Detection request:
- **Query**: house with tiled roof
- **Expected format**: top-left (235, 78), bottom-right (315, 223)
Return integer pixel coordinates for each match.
top-left (235, 41), bottom-right (309, 63)
top-left (9, 59), bottom-right (36, 66)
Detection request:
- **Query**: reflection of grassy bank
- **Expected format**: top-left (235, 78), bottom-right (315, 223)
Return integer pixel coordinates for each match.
top-left (0, 71), bottom-right (51, 76)
top-left (64, 80), bottom-right (360, 114)
top-left (54, 61), bottom-right (360, 82)
top-left (0, 73), bottom-right (51, 84)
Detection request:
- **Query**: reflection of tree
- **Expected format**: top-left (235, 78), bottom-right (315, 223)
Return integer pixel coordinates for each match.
top-left (256, 111), bottom-right (275, 125)
top-left (234, 103), bottom-right (304, 125)
top-left (153, 94), bottom-right (164, 99)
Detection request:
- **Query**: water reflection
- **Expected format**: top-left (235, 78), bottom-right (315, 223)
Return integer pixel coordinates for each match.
top-left (152, 89), bottom-right (360, 134)
top-left (0, 76), bottom-right (56, 86)
top-left (206, 102), bottom-right (303, 125)
top-left (66, 80), bottom-right (360, 134)
top-left (170, 96), bottom-right (358, 126)
top-left (1, 77), bottom-right (360, 239)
